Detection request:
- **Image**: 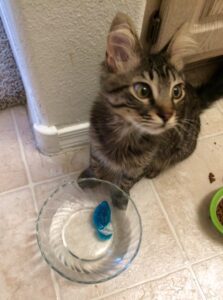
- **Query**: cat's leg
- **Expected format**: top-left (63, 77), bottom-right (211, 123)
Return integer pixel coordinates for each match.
top-left (145, 150), bottom-right (189, 179)
top-left (78, 155), bottom-right (104, 189)
top-left (145, 138), bottom-right (198, 179)
top-left (118, 170), bottom-right (146, 193)
top-left (144, 147), bottom-right (187, 179)
top-left (111, 172), bottom-right (144, 209)
top-left (111, 175), bottom-right (134, 210)
top-left (79, 167), bottom-right (95, 179)
top-left (79, 159), bottom-right (127, 209)
top-left (78, 151), bottom-right (104, 180)
top-left (118, 176), bottom-right (135, 194)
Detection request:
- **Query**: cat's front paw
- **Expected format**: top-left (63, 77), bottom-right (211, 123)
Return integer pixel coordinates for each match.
top-left (78, 167), bottom-right (95, 179)
top-left (111, 188), bottom-right (129, 210)
top-left (78, 167), bottom-right (100, 189)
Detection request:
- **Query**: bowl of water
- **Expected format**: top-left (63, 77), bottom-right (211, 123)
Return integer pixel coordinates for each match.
top-left (36, 178), bottom-right (142, 283)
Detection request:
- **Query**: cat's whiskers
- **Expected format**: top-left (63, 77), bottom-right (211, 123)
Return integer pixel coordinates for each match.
top-left (175, 123), bottom-right (189, 135)
top-left (181, 119), bottom-right (198, 126)
top-left (179, 122), bottom-right (198, 135)
top-left (173, 126), bottom-right (184, 140)
top-left (141, 114), bottom-right (152, 120)
top-left (163, 155), bottom-right (173, 170)
top-left (140, 120), bottom-right (160, 126)
top-left (177, 118), bottom-right (198, 130)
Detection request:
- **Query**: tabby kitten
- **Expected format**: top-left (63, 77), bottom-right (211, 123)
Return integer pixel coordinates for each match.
top-left (80, 13), bottom-right (223, 196)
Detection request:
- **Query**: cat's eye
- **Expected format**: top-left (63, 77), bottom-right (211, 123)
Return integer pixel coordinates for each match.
top-left (172, 84), bottom-right (184, 100)
top-left (133, 83), bottom-right (151, 99)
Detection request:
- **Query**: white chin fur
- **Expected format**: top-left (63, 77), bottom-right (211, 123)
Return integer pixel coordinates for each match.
top-left (143, 126), bottom-right (167, 135)
top-left (127, 116), bottom-right (175, 135)
top-left (132, 121), bottom-right (168, 135)
top-left (144, 121), bottom-right (176, 135)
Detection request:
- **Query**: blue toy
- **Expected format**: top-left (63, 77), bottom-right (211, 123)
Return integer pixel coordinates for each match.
top-left (93, 201), bottom-right (113, 240)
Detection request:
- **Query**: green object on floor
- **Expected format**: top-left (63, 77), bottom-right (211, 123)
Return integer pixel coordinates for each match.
top-left (210, 187), bottom-right (223, 234)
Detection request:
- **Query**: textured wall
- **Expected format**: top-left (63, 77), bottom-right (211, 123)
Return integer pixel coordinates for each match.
top-left (1, 0), bottom-right (146, 127)
top-left (0, 17), bottom-right (25, 110)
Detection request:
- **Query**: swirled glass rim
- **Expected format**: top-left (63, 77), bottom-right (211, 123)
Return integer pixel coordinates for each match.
top-left (36, 177), bottom-right (142, 284)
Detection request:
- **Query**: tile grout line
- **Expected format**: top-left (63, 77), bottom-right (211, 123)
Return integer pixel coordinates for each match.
top-left (191, 252), bottom-right (223, 266)
top-left (216, 102), bottom-right (223, 114)
top-left (150, 180), bottom-right (223, 267)
top-left (51, 270), bottom-right (61, 300)
top-left (49, 251), bottom-right (223, 300)
top-left (0, 184), bottom-right (29, 197)
top-left (150, 180), bottom-right (189, 261)
top-left (150, 181), bottom-right (208, 299)
top-left (197, 101), bottom-right (223, 140)
top-left (11, 109), bottom-right (38, 213)
top-left (93, 265), bottom-right (188, 300)
top-left (199, 131), bottom-right (223, 140)
top-left (11, 109), bottom-right (61, 300)
top-left (0, 171), bottom-right (78, 198)
top-left (94, 252), bottom-right (223, 300)
top-left (85, 253), bottom-right (223, 300)
top-left (187, 265), bottom-right (207, 300)
top-left (32, 171), bottom-right (80, 187)
top-left (149, 180), bottom-right (221, 300)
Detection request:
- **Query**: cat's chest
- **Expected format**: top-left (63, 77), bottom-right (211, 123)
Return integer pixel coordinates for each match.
top-left (92, 137), bottom-right (156, 172)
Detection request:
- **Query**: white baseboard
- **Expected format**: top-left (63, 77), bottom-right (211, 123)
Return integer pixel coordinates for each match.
top-left (33, 122), bottom-right (89, 155)
top-left (1, 3), bottom-right (90, 156)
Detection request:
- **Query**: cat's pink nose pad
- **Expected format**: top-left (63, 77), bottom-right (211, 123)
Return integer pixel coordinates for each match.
top-left (157, 111), bottom-right (173, 122)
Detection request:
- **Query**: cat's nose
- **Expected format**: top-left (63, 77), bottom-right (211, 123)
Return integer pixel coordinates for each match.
top-left (157, 110), bottom-right (173, 122)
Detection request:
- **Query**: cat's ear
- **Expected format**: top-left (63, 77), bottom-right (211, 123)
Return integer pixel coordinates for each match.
top-left (106, 12), bottom-right (142, 73)
top-left (166, 23), bottom-right (197, 71)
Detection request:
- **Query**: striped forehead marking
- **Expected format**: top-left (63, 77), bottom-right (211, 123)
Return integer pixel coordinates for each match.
top-left (143, 70), bottom-right (159, 99)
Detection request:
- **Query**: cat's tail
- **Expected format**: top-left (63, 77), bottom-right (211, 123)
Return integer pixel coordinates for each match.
top-left (197, 68), bottom-right (223, 111)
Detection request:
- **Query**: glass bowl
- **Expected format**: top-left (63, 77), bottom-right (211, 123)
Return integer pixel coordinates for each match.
top-left (36, 178), bottom-right (142, 283)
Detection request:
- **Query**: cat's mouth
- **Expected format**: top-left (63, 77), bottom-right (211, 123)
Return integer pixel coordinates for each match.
top-left (139, 117), bottom-right (176, 134)
top-left (126, 114), bottom-right (177, 135)
top-left (141, 113), bottom-right (177, 135)
top-left (129, 121), bottom-right (174, 135)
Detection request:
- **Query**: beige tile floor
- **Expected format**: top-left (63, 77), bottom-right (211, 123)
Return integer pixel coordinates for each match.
top-left (0, 103), bottom-right (223, 300)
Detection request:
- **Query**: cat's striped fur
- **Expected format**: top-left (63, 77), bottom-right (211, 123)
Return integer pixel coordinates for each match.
top-left (80, 13), bottom-right (223, 200)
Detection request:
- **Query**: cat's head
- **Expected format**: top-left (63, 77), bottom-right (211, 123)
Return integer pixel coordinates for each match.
top-left (101, 13), bottom-right (196, 135)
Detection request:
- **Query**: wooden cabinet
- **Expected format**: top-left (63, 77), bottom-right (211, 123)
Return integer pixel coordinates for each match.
top-left (141, 0), bottom-right (223, 84)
